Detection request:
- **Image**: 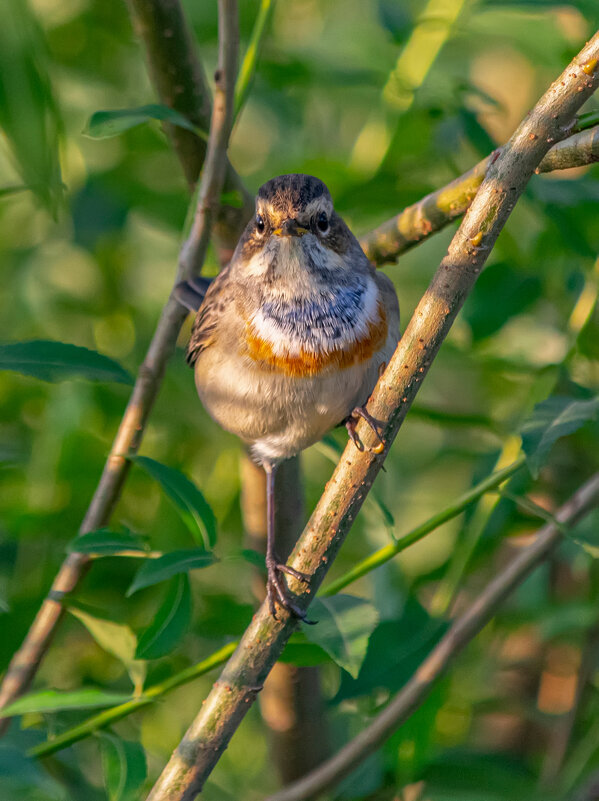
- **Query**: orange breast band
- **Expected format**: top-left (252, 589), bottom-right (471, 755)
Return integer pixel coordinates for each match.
top-left (245, 302), bottom-right (388, 377)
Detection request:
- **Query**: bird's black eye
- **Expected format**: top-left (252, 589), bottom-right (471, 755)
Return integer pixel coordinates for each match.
top-left (256, 214), bottom-right (265, 233)
top-left (317, 211), bottom-right (329, 233)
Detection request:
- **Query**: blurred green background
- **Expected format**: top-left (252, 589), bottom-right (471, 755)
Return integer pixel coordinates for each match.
top-left (1, 0), bottom-right (599, 799)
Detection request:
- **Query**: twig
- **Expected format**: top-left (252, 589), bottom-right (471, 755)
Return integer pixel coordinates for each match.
top-left (145, 33), bottom-right (599, 801)
top-left (0, 0), bottom-right (239, 733)
top-left (125, 0), bottom-right (252, 255)
top-left (360, 124), bottom-right (599, 266)
top-left (234, 0), bottom-right (275, 120)
top-left (321, 455), bottom-right (525, 596)
top-left (265, 472), bottom-right (599, 801)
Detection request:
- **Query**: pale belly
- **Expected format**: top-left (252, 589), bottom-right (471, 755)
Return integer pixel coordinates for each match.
top-left (194, 339), bottom-right (394, 463)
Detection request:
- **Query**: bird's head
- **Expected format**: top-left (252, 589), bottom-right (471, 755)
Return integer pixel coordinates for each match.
top-left (234, 174), bottom-right (361, 283)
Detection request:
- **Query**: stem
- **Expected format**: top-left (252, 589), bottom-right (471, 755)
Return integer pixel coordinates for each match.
top-left (265, 472), bottom-right (599, 801)
top-left (234, 0), bottom-right (275, 120)
top-left (321, 455), bottom-right (525, 597)
top-left (28, 644), bottom-right (237, 760)
top-left (360, 125), bottom-right (599, 266)
top-left (145, 33), bottom-right (599, 801)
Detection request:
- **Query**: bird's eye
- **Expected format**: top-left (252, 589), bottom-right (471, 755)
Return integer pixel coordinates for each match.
top-left (317, 211), bottom-right (329, 233)
top-left (256, 214), bottom-right (265, 233)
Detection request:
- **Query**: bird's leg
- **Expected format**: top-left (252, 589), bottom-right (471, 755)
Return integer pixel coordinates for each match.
top-left (345, 406), bottom-right (385, 454)
top-left (263, 460), bottom-right (311, 621)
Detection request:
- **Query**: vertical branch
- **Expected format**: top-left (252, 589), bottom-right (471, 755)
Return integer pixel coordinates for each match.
top-left (242, 455), bottom-right (329, 783)
top-left (125, 0), bottom-right (253, 258)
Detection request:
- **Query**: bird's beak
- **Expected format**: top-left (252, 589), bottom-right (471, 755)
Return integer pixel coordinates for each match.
top-left (273, 219), bottom-right (309, 237)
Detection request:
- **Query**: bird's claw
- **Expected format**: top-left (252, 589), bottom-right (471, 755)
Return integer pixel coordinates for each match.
top-left (266, 558), bottom-right (315, 624)
top-left (345, 406), bottom-right (386, 454)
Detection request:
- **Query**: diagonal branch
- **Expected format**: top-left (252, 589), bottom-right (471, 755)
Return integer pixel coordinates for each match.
top-left (144, 32), bottom-right (599, 801)
top-left (361, 124), bottom-right (599, 266)
top-left (266, 472), bottom-right (599, 801)
top-left (0, 0), bottom-right (239, 733)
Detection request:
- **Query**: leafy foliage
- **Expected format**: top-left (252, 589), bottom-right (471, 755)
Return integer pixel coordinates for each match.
top-left (1, 1), bottom-right (599, 799)
top-left (0, 341), bottom-right (132, 384)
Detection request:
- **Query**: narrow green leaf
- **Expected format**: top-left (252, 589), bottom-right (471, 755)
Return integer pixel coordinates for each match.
top-left (127, 549), bottom-right (217, 595)
top-left (69, 607), bottom-right (147, 693)
top-left (521, 395), bottom-right (599, 477)
top-left (568, 509), bottom-right (599, 558)
top-left (67, 528), bottom-right (148, 556)
top-left (0, 689), bottom-right (133, 718)
top-left (132, 456), bottom-right (217, 548)
top-left (303, 595), bottom-right (379, 678)
top-left (100, 733), bottom-right (147, 801)
top-left (83, 103), bottom-right (206, 140)
top-left (0, 341), bottom-right (133, 384)
top-left (0, 0), bottom-right (64, 214)
top-left (135, 575), bottom-right (192, 659)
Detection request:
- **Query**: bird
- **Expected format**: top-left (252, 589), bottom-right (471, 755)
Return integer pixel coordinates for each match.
top-left (177, 174), bottom-right (399, 621)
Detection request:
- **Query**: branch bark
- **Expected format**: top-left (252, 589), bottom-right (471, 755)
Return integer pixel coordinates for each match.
top-left (0, 0), bottom-right (239, 733)
top-left (126, 0), bottom-right (252, 256)
top-left (145, 32), bottom-right (599, 801)
top-left (361, 124), bottom-right (599, 266)
top-left (266, 472), bottom-right (599, 801)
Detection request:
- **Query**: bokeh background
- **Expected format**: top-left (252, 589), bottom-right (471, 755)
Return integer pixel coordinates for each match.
top-left (1, 1), bottom-right (599, 799)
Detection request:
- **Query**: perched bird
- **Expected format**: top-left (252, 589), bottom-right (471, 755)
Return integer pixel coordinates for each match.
top-left (179, 174), bottom-right (399, 620)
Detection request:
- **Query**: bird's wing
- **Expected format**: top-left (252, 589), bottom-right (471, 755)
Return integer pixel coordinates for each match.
top-left (186, 266), bottom-right (232, 367)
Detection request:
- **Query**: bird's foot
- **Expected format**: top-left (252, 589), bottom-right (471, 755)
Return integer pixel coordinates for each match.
top-left (345, 406), bottom-right (385, 454)
top-left (266, 556), bottom-right (314, 623)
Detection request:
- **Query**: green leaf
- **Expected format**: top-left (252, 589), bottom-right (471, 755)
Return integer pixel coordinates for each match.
top-left (0, 689), bottom-right (133, 718)
top-left (135, 575), bottom-right (192, 659)
top-left (520, 395), bottom-right (599, 477)
top-left (68, 607), bottom-right (146, 693)
top-left (100, 733), bottom-right (147, 801)
top-left (0, 341), bottom-right (133, 384)
top-left (67, 528), bottom-right (148, 556)
top-left (0, 0), bottom-right (64, 214)
top-left (279, 634), bottom-right (331, 667)
top-left (127, 549), bottom-right (217, 595)
top-left (303, 595), bottom-right (379, 678)
top-left (83, 103), bottom-right (205, 140)
top-left (568, 509), bottom-right (599, 558)
top-left (132, 456), bottom-right (217, 548)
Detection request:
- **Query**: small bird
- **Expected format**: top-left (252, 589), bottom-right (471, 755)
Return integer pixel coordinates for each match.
top-left (179, 174), bottom-right (399, 620)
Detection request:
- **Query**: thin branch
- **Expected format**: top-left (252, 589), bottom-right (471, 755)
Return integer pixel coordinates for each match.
top-left (125, 0), bottom-right (252, 254)
top-left (234, 0), bottom-right (275, 120)
top-left (28, 644), bottom-right (237, 760)
top-left (361, 124), bottom-right (599, 266)
top-left (145, 34), bottom-right (599, 801)
top-left (321, 455), bottom-right (525, 597)
top-left (266, 472), bottom-right (599, 801)
top-left (0, 0), bottom-right (239, 733)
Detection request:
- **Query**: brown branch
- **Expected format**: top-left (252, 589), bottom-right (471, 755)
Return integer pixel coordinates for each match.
top-left (125, 0), bottom-right (252, 257)
top-left (266, 472), bottom-right (599, 801)
top-left (144, 33), bottom-right (599, 801)
top-left (242, 455), bottom-right (330, 783)
top-left (361, 124), bottom-right (599, 266)
top-left (0, 0), bottom-right (238, 732)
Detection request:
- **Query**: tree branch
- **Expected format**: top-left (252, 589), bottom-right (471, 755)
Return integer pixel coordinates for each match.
top-left (266, 472), bottom-right (599, 801)
top-left (0, 0), bottom-right (239, 733)
top-left (361, 124), bottom-right (599, 266)
top-left (144, 33), bottom-right (599, 801)
top-left (125, 0), bottom-right (252, 255)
